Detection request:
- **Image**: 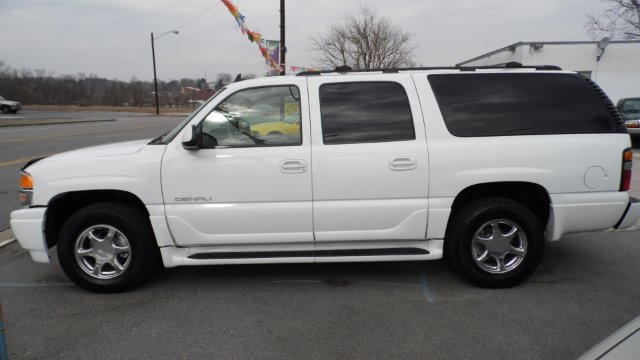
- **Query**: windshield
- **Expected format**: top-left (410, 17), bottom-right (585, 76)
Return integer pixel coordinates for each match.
top-left (621, 99), bottom-right (640, 113)
top-left (0, 96), bottom-right (5, 100)
top-left (150, 89), bottom-right (225, 145)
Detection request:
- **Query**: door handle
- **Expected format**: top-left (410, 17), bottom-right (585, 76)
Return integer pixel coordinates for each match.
top-left (389, 157), bottom-right (417, 171)
top-left (280, 160), bottom-right (308, 173)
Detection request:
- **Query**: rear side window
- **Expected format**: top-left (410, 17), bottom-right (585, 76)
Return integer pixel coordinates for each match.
top-left (319, 82), bottom-right (415, 144)
top-left (428, 73), bottom-right (617, 137)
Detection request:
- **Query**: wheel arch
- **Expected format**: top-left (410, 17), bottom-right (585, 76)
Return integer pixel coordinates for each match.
top-left (446, 181), bottom-right (551, 237)
top-left (44, 190), bottom-right (150, 249)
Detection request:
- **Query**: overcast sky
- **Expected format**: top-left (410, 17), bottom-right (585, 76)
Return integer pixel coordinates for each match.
top-left (1, 0), bottom-right (608, 82)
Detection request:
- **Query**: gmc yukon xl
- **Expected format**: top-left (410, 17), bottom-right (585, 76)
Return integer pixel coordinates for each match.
top-left (10, 64), bottom-right (640, 292)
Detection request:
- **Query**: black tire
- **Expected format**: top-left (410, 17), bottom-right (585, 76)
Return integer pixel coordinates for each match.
top-left (1, 106), bottom-right (9, 114)
top-left (444, 197), bottom-right (544, 288)
top-left (57, 202), bottom-right (160, 293)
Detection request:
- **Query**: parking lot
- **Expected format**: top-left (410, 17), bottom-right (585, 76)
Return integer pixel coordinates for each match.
top-left (1, 110), bottom-right (639, 359)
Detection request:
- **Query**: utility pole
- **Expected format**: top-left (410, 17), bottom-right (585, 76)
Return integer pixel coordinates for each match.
top-left (279, 0), bottom-right (285, 75)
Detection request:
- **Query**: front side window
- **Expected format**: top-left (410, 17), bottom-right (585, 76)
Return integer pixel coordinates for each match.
top-left (200, 85), bottom-right (302, 148)
top-left (319, 82), bottom-right (415, 144)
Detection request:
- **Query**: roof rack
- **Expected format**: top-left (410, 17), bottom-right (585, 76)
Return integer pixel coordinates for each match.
top-left (296, 62), bottom-right (562, 76)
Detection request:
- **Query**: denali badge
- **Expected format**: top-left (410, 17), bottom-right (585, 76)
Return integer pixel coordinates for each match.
top-left (175, 197), bottom-right (213, 202)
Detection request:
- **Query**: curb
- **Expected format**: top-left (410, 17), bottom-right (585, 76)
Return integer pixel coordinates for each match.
top-left (0, 239), bottom-right (16, 249)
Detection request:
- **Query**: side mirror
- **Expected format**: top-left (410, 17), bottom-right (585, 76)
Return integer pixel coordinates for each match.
top-left (182, 124), bottom-right (200, 150)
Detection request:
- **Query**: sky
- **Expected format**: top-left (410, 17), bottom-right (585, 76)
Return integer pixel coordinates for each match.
top-left (1, 0), bottom-right (609, 82)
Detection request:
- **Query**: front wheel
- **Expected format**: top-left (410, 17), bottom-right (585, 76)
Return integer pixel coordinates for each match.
top-left (57, 202), bottom-right (160, 292)
top-left (444, 197), bottom-right (544, 288)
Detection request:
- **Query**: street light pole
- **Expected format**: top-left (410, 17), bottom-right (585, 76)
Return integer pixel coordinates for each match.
top-left (151, 33), bottom-right (159, 115)
top-left (150, 30), bottom-right (179, 115)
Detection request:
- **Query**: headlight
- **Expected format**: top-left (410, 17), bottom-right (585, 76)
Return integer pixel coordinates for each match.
top-left (19, 171), bottom-right (33, 206)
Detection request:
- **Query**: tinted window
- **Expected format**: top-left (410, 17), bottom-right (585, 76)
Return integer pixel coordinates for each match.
top-left (428, 73), bottom-right (616, 137)
top-left (320, 82), bottom-right (415, 144)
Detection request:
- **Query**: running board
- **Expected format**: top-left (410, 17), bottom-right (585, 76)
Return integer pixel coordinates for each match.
top-left (187, 247), bottom-right (430, 260)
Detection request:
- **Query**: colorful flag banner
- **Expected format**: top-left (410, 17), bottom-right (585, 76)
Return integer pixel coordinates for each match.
top-left (220, 0), bottom-right (279, 70)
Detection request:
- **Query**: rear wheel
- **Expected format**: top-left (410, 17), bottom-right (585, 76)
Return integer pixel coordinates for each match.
top-left (1, 106), bottom-right (10, 114)
top-left (57, 202), bottom-right (160, 292)
top-left (444, 197), bottom-right (544, 288)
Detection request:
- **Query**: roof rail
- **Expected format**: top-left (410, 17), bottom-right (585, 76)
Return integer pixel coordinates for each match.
top-left (296, 62), bottom-right (562, 76)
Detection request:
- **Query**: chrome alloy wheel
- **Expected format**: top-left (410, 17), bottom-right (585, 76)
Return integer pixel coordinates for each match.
top-left (471, 219), bottom-right (528, 274)
top-left (74, 225), bottom-right (131, 279)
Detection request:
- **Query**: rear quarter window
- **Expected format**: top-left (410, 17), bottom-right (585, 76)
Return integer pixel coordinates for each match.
top-left (428, 73), bottom-right (618, 137)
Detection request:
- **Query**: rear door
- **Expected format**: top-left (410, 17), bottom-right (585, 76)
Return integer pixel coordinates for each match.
top-left (307, 74), bottom-right (430, 243)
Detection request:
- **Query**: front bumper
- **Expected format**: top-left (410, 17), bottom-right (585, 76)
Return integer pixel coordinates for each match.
top-left (614, 197), bottom-right (640, 229)
top-left (9, 207), bottom-right (49, 263)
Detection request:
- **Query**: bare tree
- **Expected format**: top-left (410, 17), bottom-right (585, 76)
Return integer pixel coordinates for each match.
top-left (33, 69), bottom-right (56, 105)
top-left (213, 73), bottom-right (232, 90)
top-left (310, 6), bottom-right (415, 70)
top-left (586, 0), bottom-right (640, 39)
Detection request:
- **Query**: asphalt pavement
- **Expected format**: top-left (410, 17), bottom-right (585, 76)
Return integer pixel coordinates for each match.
top-left (0, 230), bottom-right (639, 359)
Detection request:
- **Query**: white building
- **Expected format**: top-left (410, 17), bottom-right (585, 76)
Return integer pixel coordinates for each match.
top-left (457, 40), bottom-right (640, 103)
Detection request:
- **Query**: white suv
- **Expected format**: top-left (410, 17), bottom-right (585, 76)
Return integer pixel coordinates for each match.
top-left (10, 64), bottom-right (640, 292)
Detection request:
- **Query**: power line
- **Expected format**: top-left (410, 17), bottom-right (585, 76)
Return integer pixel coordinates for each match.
top-left (174, 3), bottom-right (221, 32)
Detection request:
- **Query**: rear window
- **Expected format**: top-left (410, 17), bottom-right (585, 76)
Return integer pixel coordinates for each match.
top-left (428, 73), bottom-right (617, 137)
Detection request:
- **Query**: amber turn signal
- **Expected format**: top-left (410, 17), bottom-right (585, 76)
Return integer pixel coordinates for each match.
top-left (623, 149), bottom-right (633, 162)
top-left (20, 171), bottom-right (33, 189)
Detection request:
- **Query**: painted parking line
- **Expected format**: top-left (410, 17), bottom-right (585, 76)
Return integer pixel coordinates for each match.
top-left (416, 265), bottom-right (436, 303)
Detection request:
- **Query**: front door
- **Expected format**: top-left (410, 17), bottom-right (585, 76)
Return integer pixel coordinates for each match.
top-left (161, 79), bottom-right (313, 247)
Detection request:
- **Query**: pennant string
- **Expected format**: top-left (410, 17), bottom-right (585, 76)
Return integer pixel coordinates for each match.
top-left (220, 0), bottom-right (278, 70)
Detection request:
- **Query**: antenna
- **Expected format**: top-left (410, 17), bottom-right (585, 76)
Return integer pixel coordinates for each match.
top-left (597, 37), bottom-right (610, 61)
top-left (597, 37), bottom-right (610, 50)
